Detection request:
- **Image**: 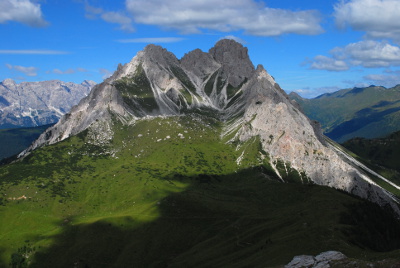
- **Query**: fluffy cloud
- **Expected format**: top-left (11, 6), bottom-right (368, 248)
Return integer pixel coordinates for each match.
top-left (310, 55), bottom-right (349, 71)
top-left (308, 40), bottom-right (400, 71)
top-left (0, 0), bottom-right (47, 27)
top-left (363, 71), bottom-right (400, 87)
top-left (293, 86), bottom-right (341, 98)
top-left (332, 40), bottom-right (400, 67)
top-left (334, 0), bottom-right (400, 43)
top-left (101, 11), bottom-right (134, 32)
top-left (85, 3), bottom-right (134, 32)
top-left (6, 63), bottom-right (38, 76)
top-left (125, 0), bottom-right (323, 36)
top-left (48, 68), bottom-right (87, 75)
top-left (219, 36), bottom-right (246, 44)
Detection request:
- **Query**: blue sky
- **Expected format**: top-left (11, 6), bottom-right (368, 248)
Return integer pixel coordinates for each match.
top-left (1, 0), bottom-right (400, 98)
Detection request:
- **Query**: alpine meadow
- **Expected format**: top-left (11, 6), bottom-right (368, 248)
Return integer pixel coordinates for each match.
top-left (1, 39), bottom-right (400, 267)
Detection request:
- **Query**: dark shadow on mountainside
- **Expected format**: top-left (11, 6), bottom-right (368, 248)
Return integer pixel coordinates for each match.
top-left (28, 168), bottom-right (400, 268)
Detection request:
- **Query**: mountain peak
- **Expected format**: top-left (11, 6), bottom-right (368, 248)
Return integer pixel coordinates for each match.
top-left (22, 42), bottom-right (400, 217)
top-left (141, 43), bottom-right (179, 66)
top-left (2, 78), bottom-right (16, 87)
top-left (209, 39), bottom-right (255, 87)
top-left (81, 80), bottom-right (97, 88)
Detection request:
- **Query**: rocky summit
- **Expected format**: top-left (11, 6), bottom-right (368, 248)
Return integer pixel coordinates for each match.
top-left (2, 39), bottom-right (400, 267)
top-left (0, 79), bottom-right (95, 129)
top-left (24, 39), bottom-right (399, 215)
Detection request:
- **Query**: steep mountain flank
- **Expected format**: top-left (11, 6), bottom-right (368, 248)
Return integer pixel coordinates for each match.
top-left (3, 40), bottom-right (400, 267)
top-left (22, 39), bottom-right (400, 215)
top-left (342, 130), bottom-right (400, 185)
top-left (0, 79), bottom-right (95, 129)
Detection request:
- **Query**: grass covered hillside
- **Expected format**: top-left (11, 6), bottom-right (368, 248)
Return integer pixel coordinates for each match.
top-left (342, 130), bottom-right (400, 186)
top-left (1, 114), bottom-right (400, 267)
top-left (289, 85), bottom-right (400, 142)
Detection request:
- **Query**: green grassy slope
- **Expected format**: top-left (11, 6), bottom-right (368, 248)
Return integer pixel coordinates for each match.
top-left (0, 125), bottom-right (52, 161)
top-left (0, 114), bottom-right (400, 267)
top-left (290, 85), bottom-right (400, 142)
top-left (342, 131), bottom-right (400, 185)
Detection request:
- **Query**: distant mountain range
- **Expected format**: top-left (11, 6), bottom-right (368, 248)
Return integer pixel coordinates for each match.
top-left (289, 85), bottom-right (400, 142)
top-left (0, 79), bottom-right (95, 129)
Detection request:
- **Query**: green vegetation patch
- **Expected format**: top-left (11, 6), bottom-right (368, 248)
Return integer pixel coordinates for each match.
top-left (226, 78), bottom-right (247, 100)
top-left (169, 65), bottom-right (197, 105)
top-left (0, 113), bottom-right (400, 267)
top-left (290, 85), bottom-right (400, 142)
top-left (114, 64), bottom-right (159, 114)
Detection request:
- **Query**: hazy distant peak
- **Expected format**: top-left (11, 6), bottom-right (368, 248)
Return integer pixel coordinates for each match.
top-left (1, 78), bottom-right (16, 87)
top-left (81, 80), bottom-right (97, 88)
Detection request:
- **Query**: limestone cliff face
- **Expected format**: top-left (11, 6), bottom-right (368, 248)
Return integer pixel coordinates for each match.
top-left (223, 65), bottom-right (396, 211)
top-left (22, 39), bottom-right (400, 214)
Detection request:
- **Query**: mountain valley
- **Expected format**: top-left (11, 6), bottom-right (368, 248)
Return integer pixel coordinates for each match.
top-left (0, 125), bottom-right (53, 161)
top-left (289, 85), bottom-right (400, 142)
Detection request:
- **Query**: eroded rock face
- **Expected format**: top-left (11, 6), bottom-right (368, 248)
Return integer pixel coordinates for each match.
top-left (209, 39), bottom-right (255, 87)
top-left (22, 39), bottom-right (400, 215)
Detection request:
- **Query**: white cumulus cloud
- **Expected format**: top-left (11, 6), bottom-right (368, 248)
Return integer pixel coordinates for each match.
top-left (6, 63), bottom-right (38, 76)
top-left (334, 0), bottom-right (400, 43)
top-left (310, 55), bottom-right (349, 71)
top-left (0, 0), bottom-right (47, 27)
top-left (364, 71), bottom-right (400, 87)
top-left (308, 40), bottom-right (400, 71)
top-left (101, 11), bottom-right (134, 32)
top-left (125, 0), bottom-right (323, 36)
top-left (332, 40), bottom-right (400, 67)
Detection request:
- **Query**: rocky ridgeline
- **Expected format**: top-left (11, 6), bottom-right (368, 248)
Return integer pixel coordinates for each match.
top-left (23, 39), bottom-right (400, 215)
top-left (0, 79), bottom-right (95, 128)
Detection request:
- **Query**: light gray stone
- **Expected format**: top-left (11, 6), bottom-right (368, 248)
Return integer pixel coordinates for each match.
top-left (19, 40), bottom-right (400, 216)
top-left (286, 251), bottom-right (346, 268)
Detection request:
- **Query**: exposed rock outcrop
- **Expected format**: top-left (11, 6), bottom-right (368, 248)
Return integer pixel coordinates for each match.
top-left (21, 39), bottom-right (400, 215)
top-left (285, 251), bottom-right (347, 268)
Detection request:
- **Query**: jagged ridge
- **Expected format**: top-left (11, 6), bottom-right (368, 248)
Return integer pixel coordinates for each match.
top-left (23, 39), bottom-right (400, 215)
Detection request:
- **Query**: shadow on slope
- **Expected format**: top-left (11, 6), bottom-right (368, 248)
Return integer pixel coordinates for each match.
top-left (326, 106), bottom-right (400, 142)
top-left (0, 248), bottom-right (7, 268)
top-left (29, 168), bottom-right (400, 268)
